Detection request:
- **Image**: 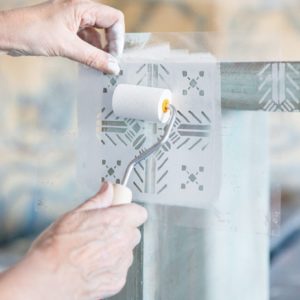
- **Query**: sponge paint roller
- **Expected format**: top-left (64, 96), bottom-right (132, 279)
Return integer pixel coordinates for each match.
top-left (112, 84), bottom-right (172, 123)
top-left (111, 84), bottom-right (177, 205)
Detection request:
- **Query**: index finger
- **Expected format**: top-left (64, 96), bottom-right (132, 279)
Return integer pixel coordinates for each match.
top-left (90, 203), bottom-right (148, 228)
top-left (105, 15), bottom-right (125, 58)
top-left (80, 3), bottom-right (125, 57)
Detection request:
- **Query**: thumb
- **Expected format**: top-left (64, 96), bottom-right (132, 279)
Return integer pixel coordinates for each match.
top-left (78, 182), bottom-right (114, 211)
top-left (64, 36), bottom-right (120, 75)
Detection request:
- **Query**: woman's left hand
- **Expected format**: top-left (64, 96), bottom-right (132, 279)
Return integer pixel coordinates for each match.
top-left (0, 0), bottom-right (125, 75)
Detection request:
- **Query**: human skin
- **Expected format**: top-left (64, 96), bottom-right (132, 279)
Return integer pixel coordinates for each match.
top-left (0, 182), bottom-right (148, 299)
top-left (0, 2), bottom-right (138, 298)
top-left (0, 0), bottom-right (125, 74)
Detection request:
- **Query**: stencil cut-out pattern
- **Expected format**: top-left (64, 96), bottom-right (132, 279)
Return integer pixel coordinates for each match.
top-left (258, 63), bottom-right (300, 112)
top-left (78, 57), bottom-right (221, 208)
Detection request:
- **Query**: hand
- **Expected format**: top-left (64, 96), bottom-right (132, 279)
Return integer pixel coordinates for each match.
top-left (0, 0), bottom-right (125, 74)
top-left (0, 182), bottom-right (147, 300)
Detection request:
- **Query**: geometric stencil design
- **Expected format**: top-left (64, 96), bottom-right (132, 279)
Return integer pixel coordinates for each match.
top-left (134, 63), bottom-right (171, 88)
top-left (71, 52), bottom-right (222, 210)
top-left (102, 70), bottom-right (124, 94)
top-left (97, 107), bottom-right (145, 150)
top-left (97, 107), bottom-right (211, 152)
top-left (257, 63), bottom-right (300, 112)
top-left (96, 62), bottom-right (214, 197)
top-left (181, 165), bottom-right (204, 191)
top-left (132, 149), bottom-right (170, 196)
top-left (101, 159), bottom-right (122, 184)
top-left (170, 110), bottom-right (211, 151)
top-left (182, 70), bottom-right (205, 96)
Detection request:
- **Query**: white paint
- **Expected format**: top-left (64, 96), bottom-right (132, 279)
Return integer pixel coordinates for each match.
top-left (107, 55), bottom-right (121, 75)
top-left (107, 20), bottom-right (125, 58)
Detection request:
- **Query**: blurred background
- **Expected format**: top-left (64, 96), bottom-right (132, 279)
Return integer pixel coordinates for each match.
top-left (1, 0), bottom-right (300, 299)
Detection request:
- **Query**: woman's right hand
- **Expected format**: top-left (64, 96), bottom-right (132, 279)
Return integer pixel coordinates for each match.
top-left (0, 182), bottom-right (147, 300)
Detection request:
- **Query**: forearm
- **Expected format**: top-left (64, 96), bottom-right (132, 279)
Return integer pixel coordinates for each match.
top-left (0, 252), bottom-right (60, 300)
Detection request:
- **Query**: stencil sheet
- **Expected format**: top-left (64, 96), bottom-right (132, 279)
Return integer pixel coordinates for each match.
top-left (78, 50), bottom-right (221, 208)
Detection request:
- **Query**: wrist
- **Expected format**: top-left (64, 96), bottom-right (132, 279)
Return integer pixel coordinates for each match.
top-left (0, 11), bottom-right (13, 53)
top-left (0, 7), bottom-right (39, 55)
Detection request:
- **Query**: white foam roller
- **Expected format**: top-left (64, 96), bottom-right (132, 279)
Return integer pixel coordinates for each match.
top-left (112, 184), bottom-right (133, 205)
top-left (112, 84), bottom-right (172, 123)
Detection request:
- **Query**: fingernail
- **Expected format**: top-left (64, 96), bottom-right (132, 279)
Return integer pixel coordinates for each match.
top-left (109, 43), bottom-right (124, 60)
top-left (107, 56), bottom-right (121, 75)
top-left (100, 182), bottom-right (109, 193)
top-left (109, 50), bottom-right (118, 58)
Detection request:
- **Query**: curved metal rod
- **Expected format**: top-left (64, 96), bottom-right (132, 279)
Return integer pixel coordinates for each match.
top-left (121, 105), bottom-right (177, 186)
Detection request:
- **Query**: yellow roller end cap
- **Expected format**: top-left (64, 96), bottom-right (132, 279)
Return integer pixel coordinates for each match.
top-left (162, 99), bottom-right (170, 113)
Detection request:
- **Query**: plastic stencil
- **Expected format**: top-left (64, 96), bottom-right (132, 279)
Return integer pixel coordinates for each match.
top-left (77, 49), bottom-right (221, 208)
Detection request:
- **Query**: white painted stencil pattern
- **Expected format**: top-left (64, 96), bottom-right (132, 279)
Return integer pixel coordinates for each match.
top-left (258, 63), bottom-right (300, 111)
top-left (78, 57), bottom-right (221, 208)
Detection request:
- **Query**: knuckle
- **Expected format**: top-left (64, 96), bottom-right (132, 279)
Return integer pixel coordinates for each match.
top-left (100, 249), bottom-right (118, 267)
top-left (140, 207), bottom-right (148, 221)
top-left (104, 209), bottom-right (123, 227)
top-left (105, 234), bottom-right (129, 257)
top-left (55, 210), bottom-right (81, 233)
top-left (102, 222), bottom-right (118, 238)
top-left (131, 204), bottom-right (148, 222)
top-left (99, 245), bottom-right (122, 270)
top-left (116, 252), bottom-right (133, 272)
top-left (116, 229), bottom-right (131, 246)
top-left (127, 252), bottom-right (134, 267)
top-left (133, 228), bottom-right (141, 245)
top-left (85, 51), bottom-right (103, 69)
top-left (115, 228), bottom-right (141, 250)
top-left (114, 277), bottom-right (127, 293)
top-left (115, 9), bottom-right (125, 21)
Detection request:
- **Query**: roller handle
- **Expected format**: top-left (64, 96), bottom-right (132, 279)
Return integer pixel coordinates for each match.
top-left (112, 183), bottom-right (133, 206)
